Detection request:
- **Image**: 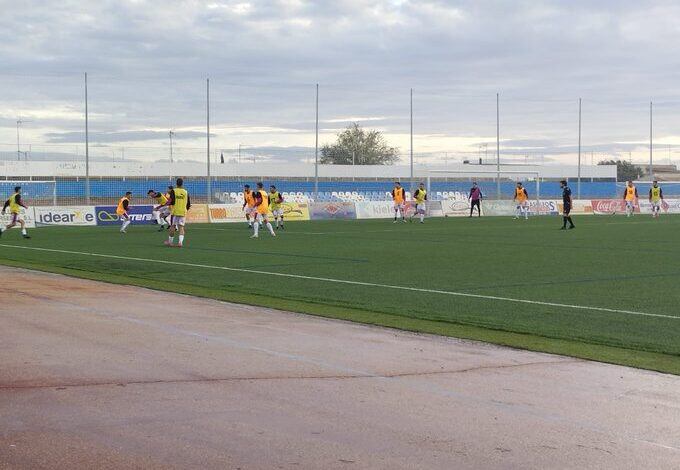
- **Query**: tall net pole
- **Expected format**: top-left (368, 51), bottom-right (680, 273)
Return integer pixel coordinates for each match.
top-left (85, 72), bottom-right (90, 205)
top-left (577, 97), bottom-right (582, 200)
top-left (410, 88), bottom-right (414, 191)
top-left (496, 92), bottom-right (500, 199)
top-left (314, 83), bottom-right (319, 200)
top-left (206, 78), bottom-right (211, 204)
top-left (649, 101), bottom-right (653, 181)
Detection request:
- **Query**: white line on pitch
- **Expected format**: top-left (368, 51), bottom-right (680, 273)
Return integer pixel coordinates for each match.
top-left (1, 243), bottom-right (677, 321)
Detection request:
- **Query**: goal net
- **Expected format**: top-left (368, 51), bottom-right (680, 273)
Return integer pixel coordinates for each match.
top-left (423, 169), bottom-right (549, 217)
top-left (0, 180), bottom-right (57, 206)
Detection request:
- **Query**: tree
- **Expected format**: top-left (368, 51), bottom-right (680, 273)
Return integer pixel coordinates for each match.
top-left (320, 123), bottom-right (399, 165)
top-left (598, 159), bottom-right (644, 182)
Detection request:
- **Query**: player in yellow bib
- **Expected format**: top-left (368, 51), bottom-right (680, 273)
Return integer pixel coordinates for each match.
top-left (392, 182), bottom-right (407, 223)
top-left (163, 178), bottom-right (191, 247)
top-left (242, 184), bottom-right (258, 228)
top-left (513, 182), bottom-right (529, 220)
top-left (411, 183), bottom-right (427, 224)
top-left (147, 189), bottom-right (171, 230)
top-left (269, 185), bottom-right (285, 230)
top-left (250, 182), bottom-right (276, 238)
top-left (649, 181), bottom-right (664, 219)
top-left (0, 186), bottom-right (31, 239)
top-left (622, 181), bottom-right (638, 217)
top-left (116, 191), bottom-right (132, 233)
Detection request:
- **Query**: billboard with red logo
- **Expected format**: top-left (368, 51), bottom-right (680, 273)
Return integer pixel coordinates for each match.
top-left (590, 199), bottom-right (639, 215)
top-left (309, 202), bottom-right (357, 220)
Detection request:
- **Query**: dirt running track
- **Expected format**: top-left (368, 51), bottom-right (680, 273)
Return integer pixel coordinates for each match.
top-left (1, 266), bottom-right (679, 469)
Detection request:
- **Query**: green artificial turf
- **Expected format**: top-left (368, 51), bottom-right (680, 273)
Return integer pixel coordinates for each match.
top-left (2, 215), bottom-right (680, 374)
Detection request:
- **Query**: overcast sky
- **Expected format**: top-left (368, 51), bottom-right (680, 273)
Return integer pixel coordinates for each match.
top-left (2, 0), bottom-right (680, 164)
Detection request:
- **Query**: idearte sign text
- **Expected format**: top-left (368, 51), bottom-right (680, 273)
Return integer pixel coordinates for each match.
top-left (34, 206), bottom-right (96, 226)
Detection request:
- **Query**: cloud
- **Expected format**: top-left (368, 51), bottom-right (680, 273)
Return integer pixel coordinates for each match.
top-left (45, 130), bottom-right (213, 143)
top-left (2, 1), bottom-right (680, 164)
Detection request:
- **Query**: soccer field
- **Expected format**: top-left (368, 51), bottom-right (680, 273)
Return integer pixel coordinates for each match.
top-left (1, 215), bottom-right (679, 374)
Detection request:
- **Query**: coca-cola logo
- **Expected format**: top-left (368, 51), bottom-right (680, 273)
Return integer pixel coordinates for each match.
top-left (592, 199), bottom-right (624, 213)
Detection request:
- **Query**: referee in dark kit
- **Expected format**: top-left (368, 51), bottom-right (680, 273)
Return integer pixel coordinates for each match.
top-left (560, 180), bottom-right (575, 230)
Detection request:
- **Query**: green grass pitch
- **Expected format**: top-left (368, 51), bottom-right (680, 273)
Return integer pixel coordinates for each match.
top-left (2, 215), bottom-right (680, 374)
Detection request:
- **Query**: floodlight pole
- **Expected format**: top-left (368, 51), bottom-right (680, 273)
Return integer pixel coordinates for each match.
top-left (577, 98), bottom-right (582, 200)
top-left (206, 78), bottom-right (211, 204)
top-left (16, 121), bottom-right (20, 161)
top-left (649, 101), bottom-right (653, 181)
top-left (169, 130), bottom-right (174, 164)
top-left (85, 72), bottom-right (90, 204)
top-left (314, 83), bottom-right (319, 200)
top-left (496, 92), bottom-right (500, 199)
top-left (410, 88), bottom-right (414, 191)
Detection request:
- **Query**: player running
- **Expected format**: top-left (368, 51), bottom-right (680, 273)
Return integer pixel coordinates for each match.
top-left (513, 182), bottom-right (529, 220)
top-left (623, 180), bottom-right (638, 217)
top-left (411, 183), bottom-right (427, 223)
top-left (242, 184), bottom-right (257, 228)
top-left (148, 189), bottom-right (171, 231)
top-left (392, 181), bottom-right (406, 223)
top-left (649, 180), bottom-right (664, 218)
top-left (164, 178), bottom-right (191, 248)
top-left (468, 182), bottom-right (482, 217)
top-left (269, 185), bottom-right (285, 230)
top-left (250, 182), bottom-right (276, 239)
top-left (560, 180), bottom-right (575, 230)
top-left (0, 186), bottom-right (31, 239)
top-left (117, 191), bottom-right (133, 233)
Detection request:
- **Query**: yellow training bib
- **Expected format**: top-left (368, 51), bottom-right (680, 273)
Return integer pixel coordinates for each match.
top-left (171, 188), bottom-right (188, 216)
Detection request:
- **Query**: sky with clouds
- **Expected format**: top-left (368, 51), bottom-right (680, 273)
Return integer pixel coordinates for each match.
top-left (2, 0), bottom-right (680, 165)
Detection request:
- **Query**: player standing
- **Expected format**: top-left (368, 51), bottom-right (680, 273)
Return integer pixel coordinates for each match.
top-left (412, 183), bottom-right (427, 223)
top-left (623, 180), bottom-right (638, 217)
top-left (649, 180), bottom-right (663, 218)
top-left (269, 185), bottom-right (285, 230)
top-left (117, 191), bottom-right (132, 233)
top-left (513, 182), bottom-right (529, 220)
top-left (0, 186), bottom-right (31, 239)
top-left (392, 181), bottom-right (406, 223)
top-left (242, 184), bottom-right (257, 228)
top-left (164, 178), bottom-right (191, 248)
top-left (468, 182), bottom-right (482, 217)
top-left (148, 189), bottom-right (171, 231)
top-left (560, 180), bottom-right (575, 230)
top-left (250, 182), bottom-right (276, 238)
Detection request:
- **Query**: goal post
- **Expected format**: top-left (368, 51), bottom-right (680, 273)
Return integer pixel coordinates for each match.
top-left (0, 180), bottom-right (57, 205)
top-left (423, 169), bottom-right (544, 216)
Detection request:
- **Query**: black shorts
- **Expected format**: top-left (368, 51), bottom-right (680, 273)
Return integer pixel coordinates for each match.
top-left (471, 200), bottom-right (481, 208)
top-left (563, 203), bottom-right (572, 215)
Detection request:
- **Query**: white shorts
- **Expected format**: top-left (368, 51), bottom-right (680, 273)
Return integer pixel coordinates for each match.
top-left (626, 200), bottom-right (635, 209)
top-left (271, 208), bottom-right (284, 217)
top-left (394, 202), bottom-right (405, 211)
top-left (650, 200), bottom-right (661, 210)
top-left (118, 212), bottom-right (129, 221)
top-left (245, 206), bottom-right (256, 216)
top-left (415, 203), bottom-right (426, 213)
top-left (517, 200), bottom-right (528, 208)
top-left (255, 212), bottom-right (268, 222)
top-left (171, 215), bottom-right (186, 227)
top-left (156, 206), bottom-right (171, 217)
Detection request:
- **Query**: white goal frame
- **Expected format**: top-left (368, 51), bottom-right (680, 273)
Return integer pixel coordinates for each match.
top-left (423, 169), bottom-right (544, 215)
top-left (0, 179), bottom-right (57, 205)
